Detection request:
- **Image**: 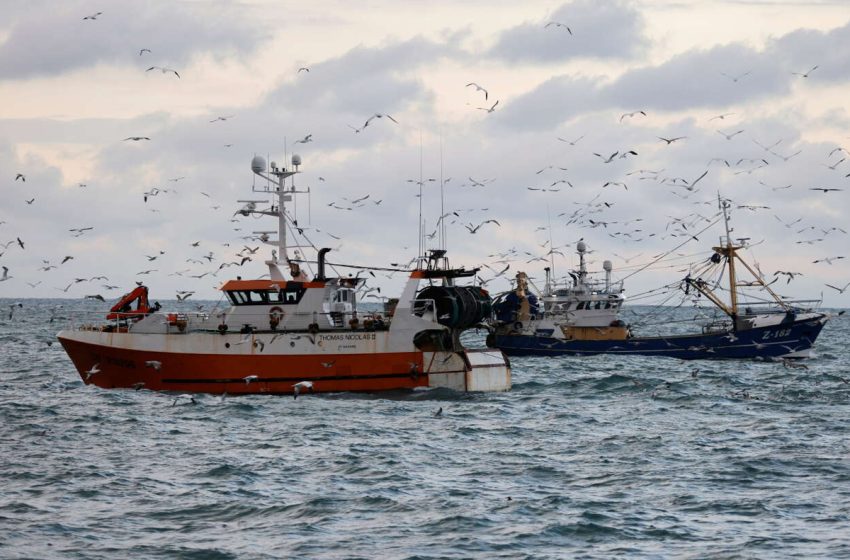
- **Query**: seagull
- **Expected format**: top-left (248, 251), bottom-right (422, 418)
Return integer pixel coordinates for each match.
top-left (825, 281), bottom-right (850, 294)
top-left (813, 256), bottom-right (845, 265)
top-left (320, 360), bottom-right (336, 368)
top-left (209, 115), bottom-right (233, 123)
top-left (123, 136), bottom-right (150, 141)
top-left (709, 112), bottom-right (735, 121)
top-left (658, 136), bottom-right (687, 145)
top-left (717, 129), bottom-right (745, 140)
top-left (593, 151), bottom-right (618, 163)
top-left (172, 394), bottom-right (197, 406)
top-left (477, 100), bottom-right (499, 113)
top-left (83, 12), bottom-right (102, 20)
top-left (465, 82), bottom-right (488, 100)
top-left (61, 256), bottom-right (74, 264)
top-left (243, 375), bottom-right (259, 384)
top-left (84, 363), bottom-right (101, 381)
top-left (557, 134), bottom-right (585, 146)
top-left (84, 294), bottom-right (105, 302)
top-left (15, 173), bottom-right (25, 182)
top-left (465, 219), bottom-right (500, 234)
top-left (809, 187), bottom-right (843, 193)
top-left (294, 134), bottom-right (313, 144)
top-left (620, 110), bottom-right (646, 122)
top-left (363, 113), bottom-right (398, 128)
top-left (138, 48), bottom-right (151, 56)
top-left (293, 380), bottom-right (314, 399)
top-left (146, 66), bottom-right (180, 78)
top-left (8, 302), bottom-right (22, 320)
top-left (132, 382), bottom-right (145, 391)
top-left (16, 237), bottom-right (24, 249)
top-left (434, 407), bottom-right (443, 417)
top-left (720, 70), bottom-right (751, 82)
top-left (297, 66), bottom-right (310, 73)
top-left (544, 21), bottom-right (572, 34)
top-left (792, 65), bottom-right (818, 78)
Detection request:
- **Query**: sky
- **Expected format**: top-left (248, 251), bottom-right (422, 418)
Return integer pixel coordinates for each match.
top-left (1, 0), bottom-right (849, 309)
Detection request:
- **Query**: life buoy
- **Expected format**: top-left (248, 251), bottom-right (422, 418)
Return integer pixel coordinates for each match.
top-left (269, 306), bottom-right (284, 330)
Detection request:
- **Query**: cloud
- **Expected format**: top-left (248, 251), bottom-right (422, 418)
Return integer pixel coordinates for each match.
top-left (487, 0), bottom-right (648, 63)
top-left (0, 2), bottom-right (266, 80)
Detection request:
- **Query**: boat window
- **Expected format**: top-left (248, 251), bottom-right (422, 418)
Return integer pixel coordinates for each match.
top-left (604, 302), bottom-right (612, 309)
top-left (595, 301), bottom-right (602, 310)
top-left (226, 286), bottom-right (306, 305)
top-left (576, 302), bottom-right (585, 310)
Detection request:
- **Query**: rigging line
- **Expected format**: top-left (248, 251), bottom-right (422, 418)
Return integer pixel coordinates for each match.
top-left (287, 259), bottom-right (421, 274)
top-left (619, 214), bottom-right (724, 282)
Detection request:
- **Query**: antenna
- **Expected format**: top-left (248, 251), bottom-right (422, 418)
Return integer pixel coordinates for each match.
top-left (439, 131), bottom-right (446, 251)
top-left (418, 129), bottom-right (424, 259)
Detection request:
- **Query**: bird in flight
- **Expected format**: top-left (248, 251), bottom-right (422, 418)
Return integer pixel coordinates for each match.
top-left (792, 65), bottom-right (818, 78)
top-left (809, 187), bottom-right (843, 193)
top-left (557, 134), bottom-right (585, 146)
top-left (465, 219), bottom-right (500, 234)
top-left (124, 136), bottom-right (150, 141)
top-left (293, 380), bottom-right (314, 399)
top-left (466, 82), bottom-right (489, 100)
top-left (363, 113), bottom-right (398, 128)
top-left (15, 173), bottom-right (25, 182)
top-left (544, 21), bottom-right (572, 34)
top-left (826, 281), bottom-right (850, 294)
top-left (658, 136), bottom-right (686, 145)
top-left (477, 100), bottom-right (499, 113)
top-left (709, 113), bottom-right (735, 121)
top-left (209, 115), bottom-right (233, 123)
top-left (620, 111), bottom-right (646, 122)
top-left (146, 66), bottom-right (180, 78)
top-left (720, 70), bottom-right (751, 83)
top-left (593, 151), bottom-right (619, 163)
top-left (813, 256), bottom-right (845, 265)
top-left (0, 266), bottom-right (10, 282)
top-left (297, 67), bottom-right (310, 73)
top-left (294, 134), bottom-right (313, 144)
top-left (139, 48), bottom-right (151, 56)
top-left (83, 12), bottom-right (102, 20)
top-left (717, 129), bottom-right (744, 140)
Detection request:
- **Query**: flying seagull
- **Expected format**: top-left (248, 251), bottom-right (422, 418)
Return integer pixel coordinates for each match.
top-left (293, 380), bottom-right (314, 399)
top-left (465, 82), bottom-right (488, 100)
top-left (294, 134), bottom-right (313, 144)
top-left (544, 21), bottom-right (572, 34)
top-left (209, 115), bottom-right (234, 123)
top-left (297, 67), bottom-right (310, 73)
top-left (146, 66), bottom-right (180, 78)
top-left (124, 136), bottom-right (150, 141)
top-left (792, 65), bottom-right (818, 78)
top-left (139, 48), bottom-right (151, 56)
top-left (477, 100), bottom-right (499, 113)
top-left (83, 12), bottom-right (102, 20)
top-left (15, 173), bottom-right (25, 182)
top-left (620, 111), bottom-right (646, 122)
top-left (658, 136), bottom-right (687, 145)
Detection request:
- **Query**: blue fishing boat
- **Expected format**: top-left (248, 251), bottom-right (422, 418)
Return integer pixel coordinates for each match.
top-left (486, 198), bottom-right (829, 360)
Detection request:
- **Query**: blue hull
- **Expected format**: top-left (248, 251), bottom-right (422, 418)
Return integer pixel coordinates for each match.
top-left (488, 316), bottom-right (827, 360)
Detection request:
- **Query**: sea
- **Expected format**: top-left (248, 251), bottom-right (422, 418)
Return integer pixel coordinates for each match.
top-left (1, 298), bottom-right (849, 559)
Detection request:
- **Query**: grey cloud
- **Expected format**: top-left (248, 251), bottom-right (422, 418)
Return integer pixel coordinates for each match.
top-left (0, 2), bottom-right (266, 80)
top-left (487, 0), bottom-right (648, 63)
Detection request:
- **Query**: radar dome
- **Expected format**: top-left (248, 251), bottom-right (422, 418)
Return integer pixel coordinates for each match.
top-left (251, 156), bottom-right (266, 174)
top-left (292, 154), bottom-right (302, 167)
top-left (603, 260), bottom-right (613, 272)
top-left (576, 240), bottom-right (587, 253)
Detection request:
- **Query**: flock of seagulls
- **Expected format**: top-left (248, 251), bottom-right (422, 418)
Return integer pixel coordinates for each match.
top-left (1, 10), bottom-right (848, 314)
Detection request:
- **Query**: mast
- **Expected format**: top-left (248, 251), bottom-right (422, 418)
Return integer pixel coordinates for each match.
top-left (719, 194), bottom-right (739, 317)
top-left (249, 154), bottom-right (306, 280)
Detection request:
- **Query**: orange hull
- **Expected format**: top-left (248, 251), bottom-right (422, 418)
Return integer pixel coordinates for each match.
top-left (59, 336), bottom-right (430, 395)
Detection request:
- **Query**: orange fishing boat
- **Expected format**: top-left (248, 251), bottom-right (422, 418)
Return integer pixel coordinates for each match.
top-left (58, 155), bottom-right (511, 396)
